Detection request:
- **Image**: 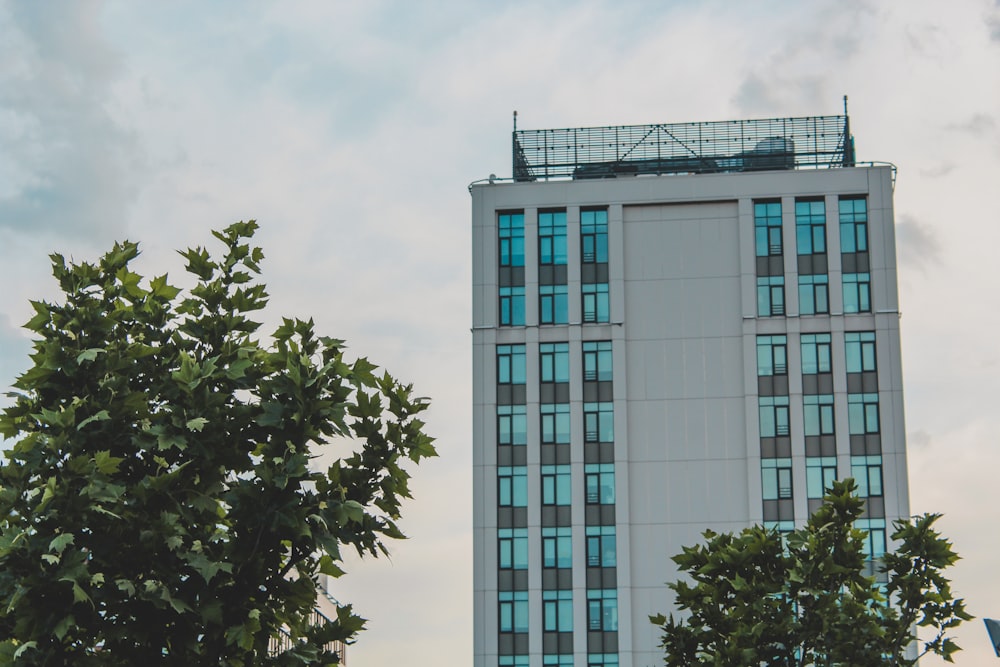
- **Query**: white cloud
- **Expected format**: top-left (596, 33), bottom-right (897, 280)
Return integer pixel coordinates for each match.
top-left (0, 0), bottom-right (141, 241)
top-left (895, 214), bottom-right (943, 274)
top-left (0, 311), bottom-right (31, 414)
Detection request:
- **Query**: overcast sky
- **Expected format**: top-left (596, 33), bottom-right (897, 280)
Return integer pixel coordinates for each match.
top-left (1, 1), bottom-right (998, 664)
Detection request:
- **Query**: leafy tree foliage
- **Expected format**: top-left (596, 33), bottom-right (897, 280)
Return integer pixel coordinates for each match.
top-left (0, 222), bottom-right (436, 665)
top-left (651, 479), bottom-right (971, 666)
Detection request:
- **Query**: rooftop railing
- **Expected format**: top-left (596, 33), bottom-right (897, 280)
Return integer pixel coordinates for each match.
top-left (512, 114), bottom-right (855, 182)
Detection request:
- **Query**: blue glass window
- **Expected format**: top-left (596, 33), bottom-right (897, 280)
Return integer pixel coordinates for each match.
top-left (585, 526), bottom-right (616, 567)
top-left (755, 201), bottom-right (783, 257)
top-left (585, 463), bottom-right (615, 504)
top-left (540, 343), bottom-right (570, 383)
top-left (798, 274), bottom-right (829, 315)
top-left (848, 393), bottom-right (880, 434)
top-left (851, 455), bottom-right (883, 497)
top-left (843, 273), bottom-right (871, 313)
top-left (587, 589), bottom-right (618, 631)
top-left (539, 284), bottom-right (569, 324)
top-left (498, 467), bottom-right (528, 507)
top-left (543, 654), bottom-right (574, 666)
top-left (845, 331), bottom-right (876, 373)
top-left (765, 520), bottom-right (795, 533)
top-left (539, 210), bottom-right (568, 266)
top-left (800, 333), bottom-right (832, 374)
top-left (497, 344), bottom-right (526, 385)
top-left (500, 657), bottom-right (530, 667)
top-left (543, 590), bottom-right (574, 633)
top-left (583, 340), bottom-right (613, 381)
top-left (499, 212), bottom-right (525, 267)
top-left (803, 394), bottom-right (835, 436)
top-left (541, 465), bottom-right (571, 506)
top-left (497, 405), bottom-right (527, 446)
top-left (762, 458), bottom-right (793, 500)
top-left (756, 335), bottom-right (787, 376)
top-left (839, 197), bottom-right (868, 253)
top-left (499, 286), bottom-right (525, 326)
top-left (581, 209), bottom-right (609, 263)
top-left (583, 283), bottom-right (610, 323)
top-left (540, 404), bottom-right (570, 444)
top-left (499, 528), bottom-right (528, 570)
top-left (542, 527), bottom-right (572, 569)
top-left (758, 396), bottom-right (790, 437)
top-left (806, 457), bottom-right (837, 499)
top-left (795, 199), bottom-right (826, 254)
top-left (757, 276), bottom-right (785, 316)
top-left (587, 655), bottom-right (620, 667)
top-left (857, 518), bottom-right (887, 560)
top-left (584, 402), bottom-right (614, 443)
top-left (499, 591), bottom-right (529, 633)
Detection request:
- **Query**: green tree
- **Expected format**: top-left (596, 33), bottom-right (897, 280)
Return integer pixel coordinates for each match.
top-left (0, 222), bottom-right (436, 665)
top-left (651, 479), bottom-right (971, 666)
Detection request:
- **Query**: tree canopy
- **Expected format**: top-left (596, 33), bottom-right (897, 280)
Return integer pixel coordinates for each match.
top-left (0, 221), bottom-right (436, 665)
top-left (651, 479), bottom-right (971, 666)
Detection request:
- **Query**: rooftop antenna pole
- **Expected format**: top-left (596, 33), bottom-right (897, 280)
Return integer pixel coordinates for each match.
top-left (512, 111), bottom-right (519, 181)
top-left (843, 95), bottom-right (855, 167)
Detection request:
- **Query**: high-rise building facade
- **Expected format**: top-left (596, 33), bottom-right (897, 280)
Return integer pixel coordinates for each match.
top-left (471, 112), bottom-right (909, 667)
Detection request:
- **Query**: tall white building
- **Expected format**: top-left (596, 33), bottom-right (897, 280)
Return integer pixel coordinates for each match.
top-left (470, 112), bottom-right (909, 667)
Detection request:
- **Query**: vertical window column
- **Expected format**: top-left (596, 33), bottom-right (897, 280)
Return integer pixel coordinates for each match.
top-left (581, 337), bottom-right (618, 663)
top-left (539, 342), bottom-right (570, 467)
top-left (846, 331), bottom-right (881, 458)
top-left (496, 463), bottom-right (529, 654)
top-left (795, 199), bottom-right (829, 315)
top-left (800, 331), bottom-right (835, 514)
top-left (581, 209), bottom-right (610, 323)
top-left (538, 338), bottom-right (571, 650)
top-left (498, 212), bottom-right (526, 325)
top-left (839, 197), bottom-right (871, 313)
top-left (800, 333), bottom-right (834, 459)
top-left (542, 584), bottom-right (574, 655)
top-left (539, 210), bottom-right (568, 324)
top-left (757, 327), bottom-right (792, 524)
top-left (541, 459), bottom-right (573, 654)
top-left (847, 331), bottom-right (884, 519)
top-left (496, 343), bottom-right (528, 455)
top-left (583, 341), bottom-right (614, 465)
top-left (754, 200), bottom-right (785, 317)
top-left (495, 342), bottom-right (528, 656)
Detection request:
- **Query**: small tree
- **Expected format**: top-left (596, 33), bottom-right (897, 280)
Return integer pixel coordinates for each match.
top-left (651, 479), bottom-right (971, 666)
top-left (0, 222), bottom-right (436, 665)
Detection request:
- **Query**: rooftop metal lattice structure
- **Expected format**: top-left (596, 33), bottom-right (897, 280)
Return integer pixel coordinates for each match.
top-left (513, 114), bottom-right (855, 182)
